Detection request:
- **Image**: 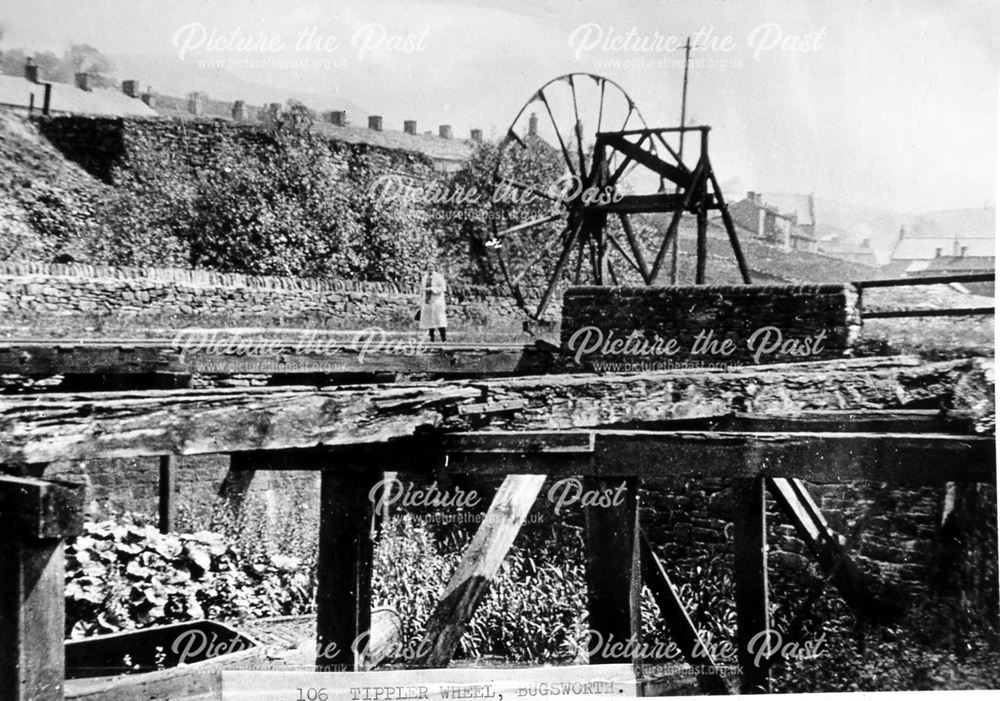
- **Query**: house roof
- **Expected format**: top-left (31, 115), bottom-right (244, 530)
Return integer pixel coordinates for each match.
top-left (759, 192), bottom-right (814, 227)
top-left (310, 121), bottom-right (475, 165)
top-left (0, 75), bottom-right (157, 117)
top-left (892, 236), bottom-right (995, 261)
top-left (146, 91), bottom-right (475, 166)
top-left (692, 217), bottom-right (884, 282)
top-left (920, 255), bottom-right (996, 272)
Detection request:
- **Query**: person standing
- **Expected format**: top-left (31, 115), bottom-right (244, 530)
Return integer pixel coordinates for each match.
top-left (419, 262), bottom-right (448, 342)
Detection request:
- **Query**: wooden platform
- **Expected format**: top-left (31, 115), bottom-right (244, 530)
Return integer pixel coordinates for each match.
top-left (0, 338), bottom-right (557, 378)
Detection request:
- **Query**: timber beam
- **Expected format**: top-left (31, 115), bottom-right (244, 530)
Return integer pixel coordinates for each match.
top-left (438, 431), bottom-right (995, 484)
top-left (0, 357), bottom-right (989, 467)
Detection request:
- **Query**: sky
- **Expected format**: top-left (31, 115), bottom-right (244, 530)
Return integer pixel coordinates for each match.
top-left (2, 0), bottom-right (998, 217)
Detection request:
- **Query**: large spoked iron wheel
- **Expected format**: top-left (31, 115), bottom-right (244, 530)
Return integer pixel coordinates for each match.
top-left (488, 73), bottom-right (667, 320)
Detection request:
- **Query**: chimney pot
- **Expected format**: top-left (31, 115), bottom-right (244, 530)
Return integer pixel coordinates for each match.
top-left (121, 80), bottom-right (140, 98)
top-left (188, 92), bottom-right (205, 116)
top-left (232, 100), bottom-right (247, 121)
top-left (470, 128), bottom-right (483, 142)
top-left (24, 57), bottom-right (40, 84)
top-left (74, 72), bottom-right (91, 91)
top-left (141, 90), bottom-right (157, 108)
top-left (528, 112), bottom-right (538, 137)
top-left (368, 115), bottom-right (383, 131)
top-left (326, 110), bottom-right (346, 126)
top-left (934, 247), bottom-right (942, 258)
top-left (439, 124), bottom-right (453, 139)
top-left (403, 120), bottom-right (417, 135)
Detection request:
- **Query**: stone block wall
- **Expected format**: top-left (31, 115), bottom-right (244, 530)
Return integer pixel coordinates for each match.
top-left (641, 477), bottom-right (997, 605)
top-left (561, 284), bottom-right (861, 368)
top-left (0, 261), bottom-right (549, 337)
top-left (31, 115), bottom-right (437, 186)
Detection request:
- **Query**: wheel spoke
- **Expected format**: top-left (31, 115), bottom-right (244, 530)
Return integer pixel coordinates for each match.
top-left (595, 78), bottom-right (607, 135)
top-left (617, 213), bottom-right (652, 283)
top-left (535, 221), bottom-right (582, 318)
top-left (494, 213), bottom-right (562, 238)
top-left (569, 75), bottom-right (588, 177)
top-left (605, 227), bottom-right (643, 278)
top-left (511, 224), bottom-right (568, 285)
top-left (538, 90), bottom-right (578, 178)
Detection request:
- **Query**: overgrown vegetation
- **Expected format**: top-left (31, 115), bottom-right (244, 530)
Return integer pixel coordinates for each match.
top-left (66, 501), bottom-right (1000, 692)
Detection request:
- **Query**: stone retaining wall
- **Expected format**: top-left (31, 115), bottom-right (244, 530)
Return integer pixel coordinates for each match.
top-left (0, 261), bottom-right (549, 336)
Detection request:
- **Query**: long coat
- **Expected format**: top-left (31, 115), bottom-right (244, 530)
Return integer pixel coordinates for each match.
top-left (419, 271), bottom-right (448, 329)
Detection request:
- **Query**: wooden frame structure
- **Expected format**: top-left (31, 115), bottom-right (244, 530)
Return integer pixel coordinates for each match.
top-left (489, 74), bottom-right (752, 319)
top-left (0, 355), bottom-right (993, 698)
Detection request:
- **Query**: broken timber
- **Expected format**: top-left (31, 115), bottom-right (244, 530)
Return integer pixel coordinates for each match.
top-left (414, 474), bottom-right (546, 667)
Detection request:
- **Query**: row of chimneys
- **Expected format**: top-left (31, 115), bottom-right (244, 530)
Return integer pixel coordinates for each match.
top-left (362, 114), bottom-right (481, 141)
top-left (24, 58), bottom-right (481, 140)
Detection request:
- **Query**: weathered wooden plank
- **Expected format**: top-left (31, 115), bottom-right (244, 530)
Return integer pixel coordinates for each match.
top-left (414, 474), bottom-right (546, 667)
top-left (315, 464), bottom-right (382, 671)
top-left (0, 357), bottom-right (989, 465)
top-left (443, 431), bottom-right (595, 454)
top-left (444, 431), bottom-right (995, 484)
top-left (158, 455), bottom-right (176, 534)
top-left (732, 477), bottom-right (770, 694)
top-left (585, 477), bottom-right (641, 664)
top-left (639, 530), bottom-right (731, 694)
top-left (0, 343), bottom-right (554, 377)
top-left (0, 475), bottom-right (83, 701)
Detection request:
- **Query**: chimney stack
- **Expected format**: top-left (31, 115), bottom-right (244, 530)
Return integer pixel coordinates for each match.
top-left (74, 73), bottom-right (91, 91)
top-left (121, 80), bottom-right (140, 98)
top-left (368, 115), bottom-right (383, 131)
top-left (528, 112), bottom-right (538, 137)
top-left (188, 92), bottom-right (204, 116)
top-left (470, 128), bottom-right (483, 142)
top-left (439, 124), bottom-right (453, 139)
top-left (326, 110), bottom-right (346, 126)
top-left (141, 89), bottom-right (157, 108)
top-left (232, 100), bottom-right (247, 121)
top-left (403, 120), bottom-right (417, 135)
top-left (960, 245), bottom-right (969, 257)
top-left (24, 57), bottom-right (40, 84)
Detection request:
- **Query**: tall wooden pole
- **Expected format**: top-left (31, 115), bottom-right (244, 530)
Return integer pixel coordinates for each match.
top-left (671, 37), bottom-right (692, 285)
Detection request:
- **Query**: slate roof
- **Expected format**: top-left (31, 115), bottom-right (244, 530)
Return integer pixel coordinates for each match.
top-left (0, 75), bottom-right (157, 117)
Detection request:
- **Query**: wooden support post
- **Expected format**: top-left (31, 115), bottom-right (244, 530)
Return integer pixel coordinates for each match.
top-left (0, 475), bottom-right (84, 701)
top-left (415, 474), bottom-right (546, 668)
top-left (732, 477), bottom-right (770, 694)
top-left (315, 462), bottom-right (381, 671)
top-left (695, 202), bottom-right (708, 284)
top-left (158, 455), bottom-right (176, 534)
top-left (584, 476), bottom-right (641, 664)
top-left (639, 530), bottom-right (731, 695)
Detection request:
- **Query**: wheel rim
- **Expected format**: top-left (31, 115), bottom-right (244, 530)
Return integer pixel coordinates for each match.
top-left (488, 73), bottom-right (660, 320)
